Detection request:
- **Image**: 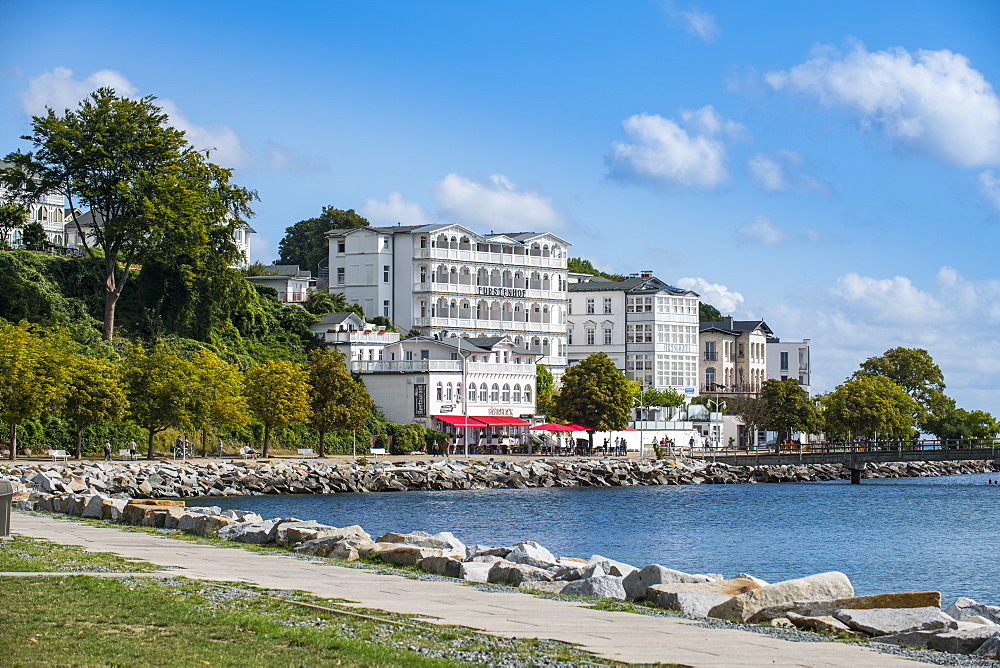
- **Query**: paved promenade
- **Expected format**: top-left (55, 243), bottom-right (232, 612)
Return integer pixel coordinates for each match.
top-left (10, 512), bottom-right (926, 667)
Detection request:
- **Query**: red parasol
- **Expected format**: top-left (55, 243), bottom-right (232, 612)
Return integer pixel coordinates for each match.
top-left (528, 422), bottom-right (577, 431)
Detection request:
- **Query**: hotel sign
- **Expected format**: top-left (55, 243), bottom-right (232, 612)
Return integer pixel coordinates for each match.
top-left (414, 384), bottom-right (427, 416)
top-left (476, 286), bottom-right (527, 298)
top-left (487, 407), bottom-right (514, 416)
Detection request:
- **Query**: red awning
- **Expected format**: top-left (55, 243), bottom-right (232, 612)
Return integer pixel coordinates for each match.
top-left (472, 416), bottom-right (531, 427)
top-left (563, 422), bottom-right (593, 431)
top-left (433, 415), bottom-right (487, 427)
top-left (529, 422), bottom-right (577, 432)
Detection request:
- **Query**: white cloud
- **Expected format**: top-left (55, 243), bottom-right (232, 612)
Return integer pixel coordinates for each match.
top-left (738, 215), bottom-right (788, 245)
top-left (748, 154), bottom-right (787, 191)
top-left (432, 173), bottom-right (567, 232)
top-left (362, 191), bottom-right (432, 226)
top-left (157, 99), bottom-right (254, 168)
top-left (264, 142), bottom-right (329, 173)
top-left (830, 272), bottom-right (947, 325)
top-left (979, 170), bottom-right (1000, 213)
top-left (661, 2), bottom-right (718, 42)
top-left (766, 43), bottom-right (1000, 168)
top-left (606, 107), bottom-right (740, 189)
top-left (675, 277), bottom-right (744, 313)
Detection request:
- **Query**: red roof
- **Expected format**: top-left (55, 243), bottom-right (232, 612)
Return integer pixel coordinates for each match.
top-left (433, 415), bottom-right (487, 427)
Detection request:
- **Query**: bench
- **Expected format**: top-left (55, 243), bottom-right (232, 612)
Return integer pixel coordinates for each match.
top-left (297, 448), bottom-right (316, 458)
top-left (119, 449), bottom-right (137, 461)
top-left (369, 448), bottom-right (387, 458)
top-left (48, 449), bottom-right (69, 462)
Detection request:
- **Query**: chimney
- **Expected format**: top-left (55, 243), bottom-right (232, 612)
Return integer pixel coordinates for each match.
top-left (640, 270), bottom-right (653, 278)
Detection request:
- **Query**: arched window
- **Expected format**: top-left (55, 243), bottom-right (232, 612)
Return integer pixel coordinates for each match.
top-left (436, 382), bottom-right (443, 401)
top-left (420, 236), bottom-right (428, 248)
top-left (502, 384), bottom-right (510, 402)
top-left (513, 384), bottom-right (522, 403)
top-left (490, 383), bottom-right (500, 403)
top-left (706, 367), bottom-right (716, 389)
top-left (524, 385), bottom-right (532, 404)
top-left (479, 384), bottom-right (488, 402)
top-left (468, 383), bottom-right (476, 402)
top-left (446, 382), bottom-right (453, 401)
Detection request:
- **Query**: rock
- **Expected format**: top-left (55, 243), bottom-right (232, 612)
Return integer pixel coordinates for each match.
top-left (421, 556), bottom-right (464, 578)
top-left (192, 514), bottom-right (235, 536)
top-left (962, 616), bottom-right (998, 626)
top-left (505, 541), bottom-right (559, 570)
top-left (519, 581), bottom-right (568, 594)
top-left (945, 597), bottom-right (1000, 625)
top-left (460, 561), bottom-right (494, 583)
top-left (275, 520), bottom-right (336, 546)
top-left (925, 626), bottom-right (1000, 655)
top-left (973, 634), bottom-right (1000, 658)
top-left (81, 493), bottom-right (110, 518)
top-left (560, 575), bottom-right (626, 600)
top-left (656, 592), bottom-right (732, 617)
top-left (586, 555), bottom-right (637, 577)
top-left (377, 544), bottom-right (446, 567)
top-left (793, 592), bottom-right (941, 618)
top-left (785, 612), bottom-right (858, 637)
top-left (623, 564), bottom-right (715, 601)
top-left (736, 573), bottom-right (770, 587)
top-left (219, 519), bottom-right (281, 544)
top-left (419, 532), bottom-right (466, 558)
top-left (467, 545), bottom-right (512, 560)
top-left (487, 560), bottom-right (554, 586)
top-left (708, 572), bottom-right (855, 622)
top-left (648, 578), bottom-right (761, 602)
top-left (834, 607), bottom-right (958, 637)
top-left (375, 530), bottom-right (430, 544)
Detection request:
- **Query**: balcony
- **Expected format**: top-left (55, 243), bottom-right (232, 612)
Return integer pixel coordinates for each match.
top-left (412, 317), bottom-right (564, 334)
top-left (413, 282), bottom-right (563, 301)
top-left (320, 331), bottom-right (400, 345)
top-left (352, 360), bottom-right (461, 374)
top-left (413, 247), bottom-right (566, 269)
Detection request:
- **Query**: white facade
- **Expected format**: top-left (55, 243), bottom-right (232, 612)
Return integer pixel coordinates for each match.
top-left (0, 184), bottom-right (67, 248)
top-left (766, 337), bottom-right (812, 394)
top-left (309, 311), bottom-right (401, 362)
top-left (352, 336), bottom-right (539, 434)
top-left (566, 273), bottom-right (700, 395)
top-left (246, 264), bottom-right (314, 303)
top-left (327, 224), bottom-right (570, 373)
top-left (699, 317), bottom-right (773, 396)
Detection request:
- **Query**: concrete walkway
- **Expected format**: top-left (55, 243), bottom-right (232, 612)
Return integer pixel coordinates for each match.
top-left (10, 512), bottom-right (926, 667)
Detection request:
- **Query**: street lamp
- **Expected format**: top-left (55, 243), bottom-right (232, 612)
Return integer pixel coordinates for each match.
top-left (707, 398), bottom-right (726, 452)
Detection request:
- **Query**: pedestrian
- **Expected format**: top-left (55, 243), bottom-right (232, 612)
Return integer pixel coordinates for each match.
top-left (217, 438), bottom-right (224, 458)
top-left (128, 438), bottom-right (137, 459)
top-left (103, 441), bottom-right (112, 461)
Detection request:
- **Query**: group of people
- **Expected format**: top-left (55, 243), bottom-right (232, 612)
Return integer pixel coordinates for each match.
top-left (102, 439), bottom-right (137, 461)
top-left (602, 437), bottom-right (629, 456)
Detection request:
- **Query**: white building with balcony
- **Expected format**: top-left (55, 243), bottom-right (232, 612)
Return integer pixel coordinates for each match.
top-left (767, 337), bottom-right (812, 394)
top-left (327, 224), bottom-right (570, 374)
top-left (309, 311), bottom-right (401, 361)
top-left (699, 317), bottom-right (773, 396)
top-left (566, 272), bottom-right (700, 396)
top-left (246, 264), bottom-right (314, 303)
top-left (0, 173), bottom-right (67, 248)
top-left (351, 335), bottom-right (539, 444)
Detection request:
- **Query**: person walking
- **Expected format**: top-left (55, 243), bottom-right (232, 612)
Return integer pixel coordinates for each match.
top-left (103, 441), bottom-right (112, 461)
top-left (128, 438), bottom-right (137, 460)
top-left (217, 438), bottom-right (224, 458)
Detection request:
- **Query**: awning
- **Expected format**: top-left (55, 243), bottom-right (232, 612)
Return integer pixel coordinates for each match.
top-left (433, 415), bottom-right (487, 427)
top-left (472, 416), bottom-right (531, 427)
top-left (563, 422), bottom-right (593, 431)
top-left (529, 422), bottom-right (577, 432)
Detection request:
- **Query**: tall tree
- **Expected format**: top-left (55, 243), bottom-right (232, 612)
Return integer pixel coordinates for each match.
top-left (20, 220), bottom-right (47, 251)
top-left (123, 345), bottom-right (197, 459)
top-left (306, 348), bottom-right (373, 456)
top-left (554, 353), bottom-right (631, 449)
top-left (0, 200), bottom-right (28, 250)
top-left (278, 207), bottom-right (368, 274)
top-left (853, 348), bottom-right (948, 426)
top-left (699, 302), bottom-right (724, 321)
top-left (535, 364), bottom-right (556, 420)
top-left (565, 258), bottom-right (624, 281)
top-left (62, 353), bottom-right (128, 459)
top-left (923, 399), bottom-right (999, 441)
top-left (760, 378), bottom-right (822, 444)
top-left (244, 360), bottom-right (312, 457)
top-left (725, 395), bottom-right (771, 449)
top-left (636, 387), bottom-right (685, 408)
top-left (823, 375), bottom-right (919, 441)
top-left (0, 321), bottom-right (68, 460)
top-left (2, 88), bottom-right (257, 341)
top-left (189, 351), bottom-right (249, 455)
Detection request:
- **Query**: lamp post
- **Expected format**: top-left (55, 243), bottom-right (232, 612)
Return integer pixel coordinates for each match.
top-left (707, 398), bottom-right (726, 455)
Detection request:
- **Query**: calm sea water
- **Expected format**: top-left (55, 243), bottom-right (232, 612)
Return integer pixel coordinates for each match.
top-left (189, 472), bottom-right (1000, 605)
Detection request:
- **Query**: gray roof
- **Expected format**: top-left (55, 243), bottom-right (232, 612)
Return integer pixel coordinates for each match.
top-left (406, 335), bottom-right (538, 357)
top-left (568, 275), bottom-right (697, 296)
top-left (314, 312), bottom-right (364, 326)
top-left (326, 224), bottom-right (570, 246)
top-left (700, 317), bottom-right (773, 336)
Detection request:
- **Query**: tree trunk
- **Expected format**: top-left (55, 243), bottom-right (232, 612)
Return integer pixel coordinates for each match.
top-left (146, 429), bottom-right (156, 460)
top-left (8, 423), bottom-right (16, 461)
top-left (75, 424), bottom-right (83, 460)
top-left (262, 425), bottom-right (271, 458)
top-left (318, 430), bottom-right (325, 458)
top-left (201, 429), bottom-right (207, 458)
top-left (102, 285), bottom-right (120, 342)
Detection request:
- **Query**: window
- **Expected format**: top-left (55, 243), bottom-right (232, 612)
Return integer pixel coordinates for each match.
top-left (567, 328), bottom-right (573, 345)
top-left (420, 349), bottom-right (429, 360)
top-left (336, 268), bottom-right (345, 285)
top-left (626, 296), bottom-right (653, 313)
top-left (479, 385), bottom-right (488, 402)
top-left (404, 351), bottom-right (413, 361)
top-left (436, 383), bottom-right (443, 401)
top-left (524, 385), bottom-right (532, 404)
top-left (420, 236), bottom-right (428, 248)
top-left (705, 367), bottom-right (716, 388)
top-left (419, 300), bottom-right (427, 317)
top-left (449, 352), bottom-right (458, 360)
top-left (513, 384), bottom-right (521, 402)
top-left (604, 328), bottom-right (612, 345)
top-left (567, 301), bottom-right (572, 315)
top-left (705, 341), bottom-right (717, 361)
top-left (337, 240), bottom-right (345, 253)
top-left (502, 384), bottom-right (510, 402)
top-left (604, 297), bottom-right (612, 314)
top-left (383, 300), bottom-right (390, 317)
top-left (383, 265), bottom-right (390, 282)
top-left (586, 298), bottom-right (595, 314)
top-left (626, 324), bottom-right (653, 343)
top-left (490, 384), bottom-right (500, 402)
top-left (780, 351), bottom-right (789, 372)
top-left (586, 328), bottom-right (595, 345)
top-left (446, 383), bottom-right (453, 401)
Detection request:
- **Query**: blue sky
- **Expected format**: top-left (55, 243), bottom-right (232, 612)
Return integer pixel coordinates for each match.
top-left (2, 1), bottom-right (1000, 410)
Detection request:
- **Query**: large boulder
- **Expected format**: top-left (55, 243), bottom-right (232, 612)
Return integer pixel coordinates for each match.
top-left (586, 555), bottom-right (637, 578)
top-left (487, 560), bottom-right (554, 586)
top-left (925, 626), bottom-right (1000, 655)
top-left (81, 493), bottom-right (110, 519)
top-left (275, 521), bottom-right (337, 546)
top-left (505, 541), bottom-right (559, 570)
top-left (419, 532), bottom-right (466, 558)
top-left (623, 564), bottom-right (716, 601)
top-left (973, 634), bottom-right (1000, 658)
top-left (191, 514), bottom-right (235, 536)
top-left (708, 572), bottom-right (854, 622)
top-left (421, 556), bottom-right (464, 578)
top-left (460, 561), bottom-right (494, 583)
top-left (751, 591), bottom-right (943, 623)
top-left (219, 519), bottom-right (281, 544)
top-left (655, 592), bottom-right (731, 617)
top-left (785, 612), bottom-right (857, 637)
top-left (375, 531), bottom-right (430, 544)
top-left (834, 607), bottom-right (957, 637)
top-left (377, 544), bottom-right (446, 567)
top-left (945, 597), bottom-right (1000, 625)
top-left (293, 528), bottom-right (373, 559)
top-left (560, 575), bottom-right (626, 600)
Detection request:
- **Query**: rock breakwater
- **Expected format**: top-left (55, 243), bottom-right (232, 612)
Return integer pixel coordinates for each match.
top-left (3, 457), bottom-right (996, 499)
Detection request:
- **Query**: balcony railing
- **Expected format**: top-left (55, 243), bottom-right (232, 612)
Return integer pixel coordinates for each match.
top-left (411, 317), bottom-right (564, 333)
top-left (352, 360), bottom-right (462, 373)
top-left (413, 247), bottom-right (567, 269)
top-left (321, 331), bottom-right (400, 344)
top-left (704, 352), bottom-right (718, 361)
top-left (413, 282), bottom-right (563, 300)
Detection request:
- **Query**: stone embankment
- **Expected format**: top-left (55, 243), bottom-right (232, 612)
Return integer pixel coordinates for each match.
top-left (2, 456), bottom-right (996, 498)
top-left (9, 477), bottom-right (1000, 661)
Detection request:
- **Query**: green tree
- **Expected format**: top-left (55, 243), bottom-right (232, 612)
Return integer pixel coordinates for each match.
top-left (636, 387), bottom-right (685, 408)
top-left (244, 360), bottom-right (312, 457)
top-left (566, 258), bottom-right (624, 281)
top-left (278, 207), bottom-right (368, 274)
top-left (725, 395), bottom-right (771, 449)
top-left (536, 364), bottom-right (555, 419)
top-left (306, 348), bottom-right (373, 456)
top-left (824, 375), bottom-right (920, 441)
top-left (554, 353), bottom-right (631, 449)
top-left (761, 378), bottom-right (822, 444)
top-left (853, 347), bottom-right (948, 426)
top-left (0, 321), bottom-right (69, 460)
top-left (2, 88), bottom-right (257, 341)
top-left (923, 399), bottom-right (998, 441)
top-left (21, 220), bottom-right (46, 251)
top-left (699, 302), bottom-right (724, 321)
top-left (0, 200), bottom-right (28, 250)
top-left (124, 345), bottom-right (197, 459)
top-left (62, 353), bottom-right (128, 459)
top-left (189, 351), bottom-right (249, 455)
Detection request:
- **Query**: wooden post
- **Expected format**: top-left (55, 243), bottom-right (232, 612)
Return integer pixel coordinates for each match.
top-left (850, 467), bottom-right (863, 484)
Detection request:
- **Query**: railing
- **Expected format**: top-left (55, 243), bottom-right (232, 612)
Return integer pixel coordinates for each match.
top-left (704, 352), bottom-right (717, 361)
top-left (465, 362), bottom-right (536, 375)
top-left (352, 360), bottom-right (462, 373)
top-left (412, 247), bottom-right (567, 269)
top-left (413, 282), bottom-right (562, 300)
top-left (322, 331), bottom-right (400, 344)
top-left (411, 317), bottom-right (564, 333)
top-left (700, 384), bottom-right (759, 394)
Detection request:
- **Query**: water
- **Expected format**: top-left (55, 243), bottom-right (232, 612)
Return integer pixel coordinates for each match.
top-left (189, 472), bottom-right (1000, 605)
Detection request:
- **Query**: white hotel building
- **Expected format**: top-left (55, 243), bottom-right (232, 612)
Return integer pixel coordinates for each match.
top-left (566, 272), bottom-right (700, 396)
top-left (327, 224), bottom-right (570, 374)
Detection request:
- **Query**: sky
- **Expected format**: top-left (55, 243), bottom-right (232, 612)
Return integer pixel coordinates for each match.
top-left (1, 1), bottom-right (999, 410)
